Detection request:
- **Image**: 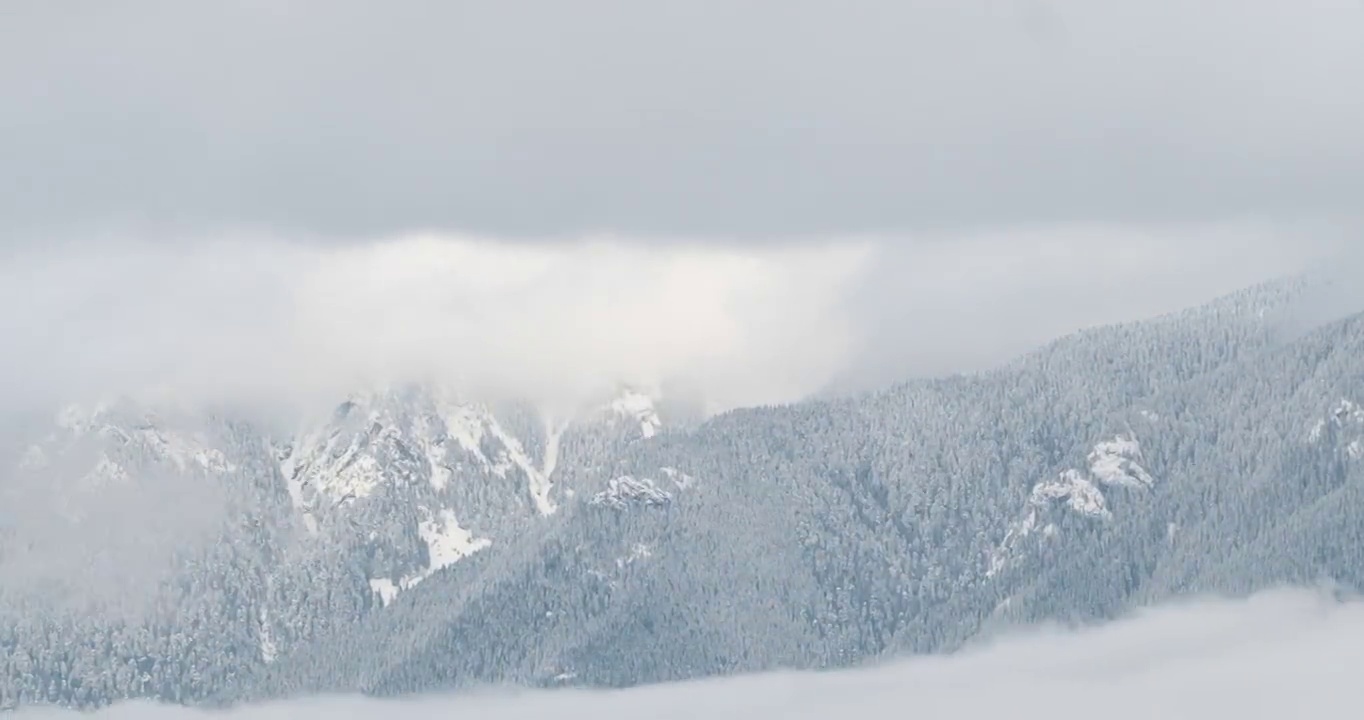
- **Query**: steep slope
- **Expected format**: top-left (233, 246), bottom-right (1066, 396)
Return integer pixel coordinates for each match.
top-left (0, 385), bottom-right (668, 709)
top-left (9, 275), bottom-right (1364, 710)
top-left (241, 278), bottom-right (1364, 698)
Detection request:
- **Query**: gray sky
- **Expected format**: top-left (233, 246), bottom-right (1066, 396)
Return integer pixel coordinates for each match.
top-left (2, 0), bottom-right (1361, 239)
top-left (2, 2), bottom-right (1362, 413)
top-left (17, 588), bottom-right (1364, 719)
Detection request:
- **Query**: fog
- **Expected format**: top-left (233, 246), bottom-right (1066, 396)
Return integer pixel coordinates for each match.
top-left (5, 3), bottom-right (1364, 714)
top-left (2, 226), bottom-right (1354, 626)
top-left (0, 226), bottom-right (1353, 421)
top-left (0, 233), bottom-right (870, 418)
top-left (16, 588), bottom-right (1362, 718)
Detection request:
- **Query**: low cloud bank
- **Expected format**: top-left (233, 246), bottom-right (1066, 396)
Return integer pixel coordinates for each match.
top-left (18, 588), bottom-right (1364, 719)
top-left (0, 234), bottom-right (872, 419)
top-left (0, 224), bottom-right (1353, 421)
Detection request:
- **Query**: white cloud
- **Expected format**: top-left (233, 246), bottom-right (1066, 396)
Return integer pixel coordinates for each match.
top-left (17, 588), bottom-right (1364, 718)
top-left (0, 233), bottom-right (873, 418)
top-left (288, 234), bottom-right (875, 414)
top-left (1, 224), bottom-right (1358, 420)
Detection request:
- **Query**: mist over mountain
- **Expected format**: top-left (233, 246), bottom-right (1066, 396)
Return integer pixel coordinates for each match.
top-left (7, 267), bottom-right (1364, 710)
top-left (5, 0), bottom-right (1364, 713)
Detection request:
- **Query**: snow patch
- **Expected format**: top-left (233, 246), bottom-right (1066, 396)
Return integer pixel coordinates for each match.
top-left (989, 435), bottom-right (1155, 577)
top-left (258, 607), bottom-right (278, 664)
top-left (483, 413), bottom-right (566, 515)
top-left (590, 476), bottom-right (673, 510)
top-left (409, 412), bottom-right (453, 492)
top-left (1331, 399), bottom-right (1364, 425)
top-left (1031, 469), bottom-right (1111, 519)
top-left (369, 507), bottom-right (491, 608)
top-left (616, 543), bottom-right (653, 568)
top-left (659, 466), bottom-right (696, 489)
top-left (419, 508), bottom-right (492, 574)
top-left (1087, 437), bottom-right (1155, 488)
top-left (1309, 400), bottom-right (1364, 458)
top-left (283, 393), bottom-right (566, 552)
top-left (437, 399), bottom-right (560, 497)
top-left (275, 442), bottom-right (319, 535)
top-left (369, 578), bottom-right (400, 608)
top-left (442, 403), bottom-right (493, 466)
top-left (279, 424), bottom-right (382, 505)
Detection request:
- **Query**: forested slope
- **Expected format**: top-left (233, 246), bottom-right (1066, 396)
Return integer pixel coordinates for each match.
top-left (8, 276), bottom-right (1364, 709)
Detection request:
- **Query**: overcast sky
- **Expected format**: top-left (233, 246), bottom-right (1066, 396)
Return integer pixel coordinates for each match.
top-left (3, 0), bottom-right (1361, 239)
top-left (18, 588), bottom-right (1364, 719)
top-left (2, 2), bottom-right (1362, 411)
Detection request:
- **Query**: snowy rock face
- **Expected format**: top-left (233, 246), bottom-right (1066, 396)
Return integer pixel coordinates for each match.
top-left (1086, 437), bottom-right (1156, 489)
top-left (1031, 469), bottom-right (1110, 519)
top-left (990, 435), bottom-right (1156, 576)
top-left (272, 386), bottom-right (577, 607)
top-left (588, 465), bottom-right (697, 511)
top-left (590, 476), bottom-right (673, 510)
top-left (6, 384), bottom-right (680, 622)
top-left (279, 388), bottom-right (562, 518)
top-left (1035, 434), bottom-right (1156, 519)
top-left (33, 402), bottom-right (236, 481)
top-left (2, 387), bottom-right (678, 686)
top-left (1308, 399), bottom-right (1364, 459)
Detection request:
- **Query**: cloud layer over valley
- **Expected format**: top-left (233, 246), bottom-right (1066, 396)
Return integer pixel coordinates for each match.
top-left (18, 588), bottom-right (1362, 719)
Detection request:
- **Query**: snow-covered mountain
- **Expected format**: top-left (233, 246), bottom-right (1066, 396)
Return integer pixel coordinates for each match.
top-left (8, 276), bottom-right (1364, 710)
top-left (3, 383), bottom-right (675, 621)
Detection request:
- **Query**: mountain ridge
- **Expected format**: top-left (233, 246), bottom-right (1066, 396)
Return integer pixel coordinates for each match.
top-left (6, 274), bottom-right (1364, 710)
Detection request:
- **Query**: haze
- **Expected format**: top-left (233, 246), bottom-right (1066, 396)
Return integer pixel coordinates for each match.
top-left (4, 3), bottom-right (1364, 714)
top-left (17, 589), bottom-right (1364, 719)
